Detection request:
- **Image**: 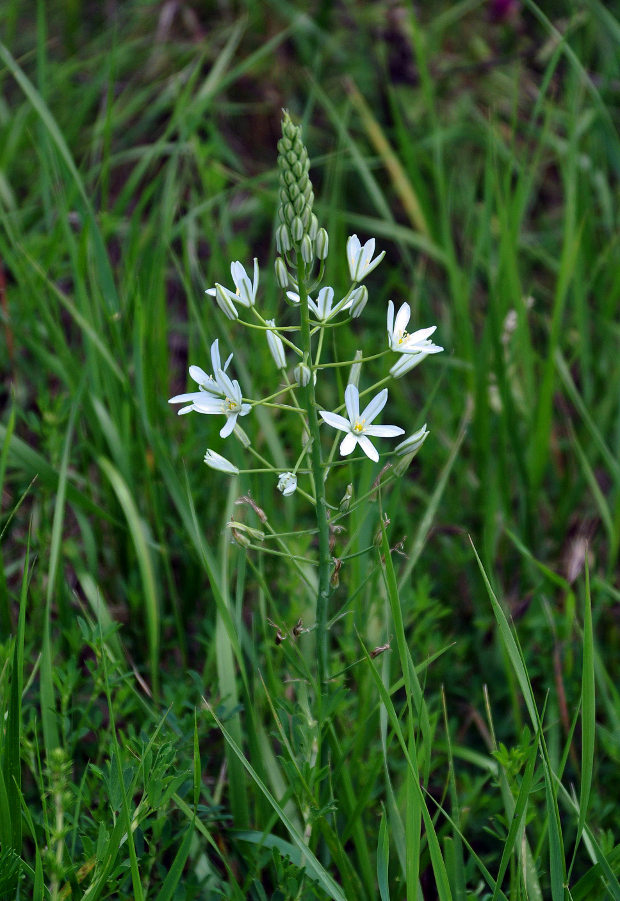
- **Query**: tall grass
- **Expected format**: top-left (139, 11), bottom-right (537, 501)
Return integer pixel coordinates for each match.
top-left (0, 0), bottom-right (618, 897)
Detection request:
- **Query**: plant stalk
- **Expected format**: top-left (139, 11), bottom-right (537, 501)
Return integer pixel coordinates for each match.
top-left (297, 257), bottom-right (331, 689)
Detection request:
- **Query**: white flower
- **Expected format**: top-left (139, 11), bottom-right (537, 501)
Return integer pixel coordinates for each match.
top-left (191, 369), bottom-right (251, 438)
top-left (286, 286), bottom-right (351, 323)
top-left (346, 234), bottom-right (385, 282)
top-left (205, 258), bottom-right (259, 317)
top-left (394, 424), bottom-right (429, 456)
top-left (387, 301), bottom-right (443, 355)
top-left (277, 472), bottom-right (297, 496)
top-left (265, 320), bottom-right (286, 369)
top-left (319, 384), bottom-right (404, 463)
top-left (168, 339), bottom-right (233, 414)
top-left (204, 450), bottom-right (239, 474)
top-left (169, 340), bottom-right (250, 438)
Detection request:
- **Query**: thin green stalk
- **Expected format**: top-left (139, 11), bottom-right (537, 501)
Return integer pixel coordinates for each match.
top-left (296, 257), bottom-right (332, 688)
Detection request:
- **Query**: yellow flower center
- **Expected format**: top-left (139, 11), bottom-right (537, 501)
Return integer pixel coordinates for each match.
top-left (225, 397), bottom-right (237, 411)
top-left (353, 419), bottom-right (365, 433)
top-left (397, 330), bottom-right (409, 345)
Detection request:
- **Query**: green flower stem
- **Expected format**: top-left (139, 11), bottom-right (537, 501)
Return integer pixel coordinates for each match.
top-left (316, 349), bottom-right (391, 368)
top-left (297, 256), bottom-right (331, 690)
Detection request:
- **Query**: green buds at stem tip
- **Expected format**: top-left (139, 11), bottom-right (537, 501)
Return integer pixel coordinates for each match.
top-left (277, 110), bottom-right (315, 245)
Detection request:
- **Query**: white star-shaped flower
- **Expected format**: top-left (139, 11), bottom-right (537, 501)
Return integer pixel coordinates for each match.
top-left (189, 369), bottom-right (251, 438)
top-left (346, 235), bottom-right (385, 282)
top-left (168, 339), bottom-right (233, 414)
top-left (387, 301), bottom-right (443, 356)
top-left (319, 385), bottom-right (404, 462)
top-left (169, 340), bottom-right (250, 437)
top-left (205, 258), bottom-right (259, 318)
top-left (285, 286), bottom-right (352, 323)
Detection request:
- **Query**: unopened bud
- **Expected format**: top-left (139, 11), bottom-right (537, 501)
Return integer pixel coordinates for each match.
top-left (308, 214), bottom-right (319, 240)
top-left (339, 484), bottom-right (353, 512)
top-left (291, 216), bottom-right (304, 242)
top-left (294, 362), bottom-right (312, 387)
top-left (233, 424), bottom-right (251, 447)
top-left (348, 350), bottom-right (363, 387)
top-left (275, 257), bottom-right (289, 288)
top-left (276, 224), bottom-right (292, 253)
top-left (349, 285), bottom-right (368, 318)
top-left (315, 228), bottom-right (329, 260)
top-left (301, 234), bottom-right (314, 264)
top-left (266, 320), bottom-right (286, 370)
top-left (393, 425), bottom-right (429, 475)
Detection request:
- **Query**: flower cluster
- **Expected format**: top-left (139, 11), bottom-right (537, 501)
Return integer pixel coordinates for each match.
top-left (169, 111), bottom-right (443, 504)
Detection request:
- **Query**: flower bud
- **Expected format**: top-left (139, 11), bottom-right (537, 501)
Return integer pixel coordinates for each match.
top-left (315, 228), bottom-right (329, 260)
top-left (275, 257), bottom-right (289, 288)
top-left (393, 425), bottom-right (429, 475)
top-left (276, 111), bottom-right (315, 244)
top-left (349, 285), bottom-right (368, 318)
top-left (308, 214), bottom-right (319, 240)
top-left (294, 362), bottom-right (312, 386)
top-left (291, 216), bottom-right (304, 242)
top-left (389, 352), bottom-right (425, 379)
top-left (204, 450), bottom-right (239, 474)
top-left (348, 350), bottom-right (363, 388)
top-left (301, 234), bottom-right (314, 264)
top-left (233, 424), bottom-right (251, 447)
top-left (276, 224), bottom-right (292, 254)
top-left (339, 483), bottom-right (353, 512)
top-left (213, 284), bottom-right (239, 320)
top-left (266, 319), bottom-right (286, 369)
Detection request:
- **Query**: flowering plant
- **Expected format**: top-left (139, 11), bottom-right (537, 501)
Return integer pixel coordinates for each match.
top-left (169, 111), bottom-right (443, 686)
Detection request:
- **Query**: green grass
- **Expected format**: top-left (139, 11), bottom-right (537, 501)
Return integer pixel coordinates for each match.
top-left (0, 0), bottom-right (619, 897)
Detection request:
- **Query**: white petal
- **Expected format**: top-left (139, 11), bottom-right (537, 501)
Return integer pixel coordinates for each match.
top-left (339, 432), bottom-right (357, 456)
top-left (387, 299), bottom-right (395, 337)
top-left (360, 388), bottom-right (388, 425)
top-left (191, 397), bottom-right (223, 414)
top-left (344, 384), bottom-right (360, 423)
top-left (357, 434), bottom-right (379, 461)
top-left (189, 365), bottom-right (212, 387)
top-left (239, 403), bottom-right (251, 416)
top-left (210, 339), bottom-right (221, 372)
top-left (316, 287), bottom-right (334, 320)
top-left (363, 250), bottom-right (385, 279)
top-left (320, 410), bottom-right (351, 432)
top-left (394, 302), bottom-right (411, 338)
top-left (252, 258), bottom-right (259, 296)
top-left (169, 391), bottom-right (204, 404)
top-left (347, 234), bottom-right (361, 275)
top-left (216, 369), bottom-right (237, 399)
top-left (220, 414), bottom-right (237, 438)
top-left (364, 424), bottom-right (405, 437)
top-left (359, 238), bottom-right (375, 273)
